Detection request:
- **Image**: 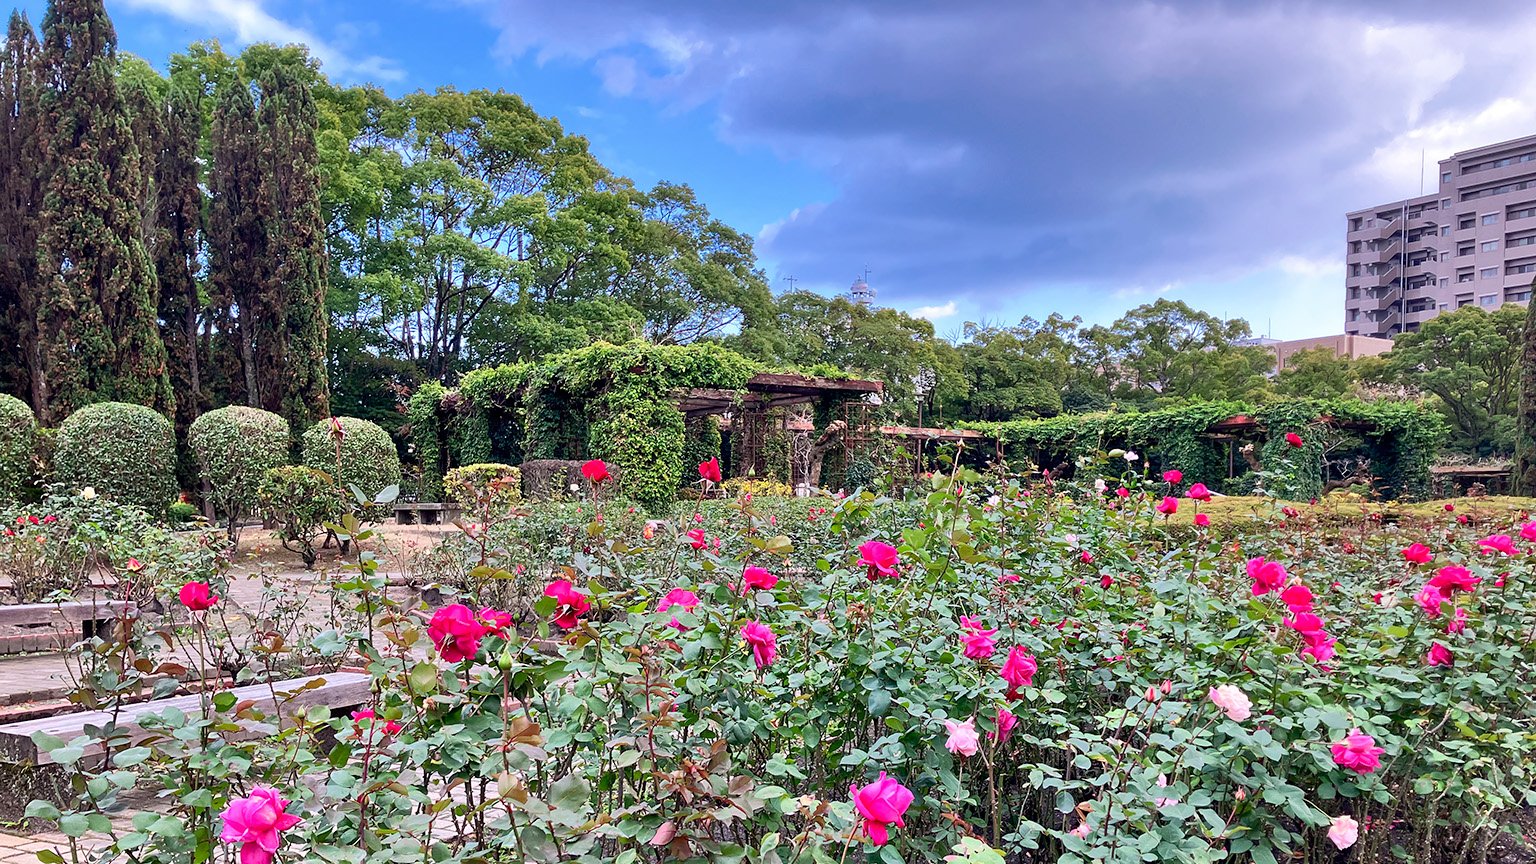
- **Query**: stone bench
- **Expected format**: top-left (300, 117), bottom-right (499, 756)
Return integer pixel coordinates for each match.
top-left (393, 502), bottom-right (462, 525)
top-left (0, 601), bottom-right (136, 655)
top-left (0, 671), bottom-right (371, 766)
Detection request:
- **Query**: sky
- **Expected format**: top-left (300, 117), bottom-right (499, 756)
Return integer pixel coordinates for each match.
top-left (16, 0), bottom-right (1536, 339)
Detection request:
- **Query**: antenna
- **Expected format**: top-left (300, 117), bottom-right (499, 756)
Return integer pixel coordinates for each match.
top-left (782, 274), bottom-right (799, 291)
top-left (862, 265), bottom-right (872, 282)
top-left (1420, 148), bottom-right (1426, 196)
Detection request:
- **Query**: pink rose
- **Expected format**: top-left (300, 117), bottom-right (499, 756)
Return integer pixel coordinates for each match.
top-left (351, 709), bottom-right (402, 737)
top-left (658, 588), bottom-right (700, 630)
top-left (219, 786), bottom-right (302, 864)
top-left (740, 565), bottom-right (778, 593)
top-left (1155, 496), bottom-right (1178, 515)
top-left (1328, 814), bottom-right (1359, 850)
top-left (1186, 482), bottom-right (1212, 502)
top-left (1478, 534), bottom-right (1518, 555)
top-left (1428, 565), bottom-right (1480, 594)
top-left (740, 621), bottom-right (777, 669)
top-left (179, 581), bottom-right (218, 611)
top-left (1115, 486), bottom-right (1130, 499)
top-left (1426, 642), bottom-right (1453, 667)
top-left (991, 706), bottom-right (1017, 743)
top-left (580, 459), bottom-right (610, 484)
top-left (1330, 729), bottom-right (1384, 774)
top-left (1300, 630), bottom-right (1337, 663)
top-left (1401, 543), bottom-right (1433, 565)
top-left (1416, 584), bottom-right (1449, 618)
top-left (1446, 607), bottom-right (1468, 634)
top-left (543, 580), bottom-right (591, 630)
top-left (1284, 432), bottom-right (1303, 448)
top-left (1162, 469), bottom-right (1183, 484)
top-left (686, 528), bottom-right (707, 550)
top-left (428, 604), bottom-right (488, 662)
top-left (1193, 513), bottom-right (1210, 527)
top-left (698, 457), bottom-right (722, 483)
top-left (858, 540), bottom-right (900, 579)
top-left (1000, 646), bottom-right (1037, 698)
top-left (960, 626), bottom-right (997, 660)
top-left (1280, 583), bottom-right (1314, 614)
top-left (1521, 522), bottom-right (1536, 542)
top-left (849, 773), bottom-right (914, 847)
top-left (943, 718), bottom-right (980, 757)
top-left (1246, 557), bottom-right (1288, 596)
top-left (1208, 684), bottom-right (1252, 721)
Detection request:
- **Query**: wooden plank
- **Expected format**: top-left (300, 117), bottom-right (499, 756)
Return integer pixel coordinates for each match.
top-left (0, 601), bottom-right (134, 628)
top-left (0, 672), bottom-right (371, 764)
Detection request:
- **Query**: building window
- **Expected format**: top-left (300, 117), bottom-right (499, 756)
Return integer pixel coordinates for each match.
top-left (1459, 244), bottom-right (1475, 256)
top-left (1510, 262), bottom-right (1536, 275)
top-left (1509, 235), bottom-right (1536, 248)
top-left (1440, 278), bottom-right (1450, 287)
top-left (1483, 240), bottom-right (1501, 252)
top-left (1348, 309), bottom-right (1359, 321)
top-left (1482, 268), bottom-right (1498, 279)
top-left (1458, 270), bottom-right (1475, 283)
top-left (1480, 294), bottom-right (1497, 307)
top-left (1350, 217), bottom-right (1363, 231)
top-left (1509, 291), bottom-right (1532, 303)
top-left (1443, 172), bottom-right (1453, 184)
top-left (1441, 225), bottom-right (1451, 236)
top-left (1459, 215), bottom-right (1476, 229)
top-left (1483, 213), bottom-right (1500, 225)
top-left (1348, 287), bottom-right (1360, 299)
top-left (1511, 206), bottom-right (1536, 221)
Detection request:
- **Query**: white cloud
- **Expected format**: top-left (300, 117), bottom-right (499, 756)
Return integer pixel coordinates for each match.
top-left (910, 301), bottom-right (957, 320)
top-left (118, 0), bottom-right (404, 82)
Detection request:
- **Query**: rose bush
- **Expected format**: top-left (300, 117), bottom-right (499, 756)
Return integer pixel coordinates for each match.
top-left (27, 461), bottom-right (1536, 864)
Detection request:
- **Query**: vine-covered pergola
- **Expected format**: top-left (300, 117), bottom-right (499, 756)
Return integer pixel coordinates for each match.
top-left (981, 399), bottom-right (1448, 500)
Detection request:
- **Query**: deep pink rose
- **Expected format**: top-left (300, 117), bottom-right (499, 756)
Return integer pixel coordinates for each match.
top-left (1416, 584), bottom-right (1449, 618)
top-left (1285, 612), bottom-right (1324, 634)
top-left (478, 607), bottom-right (512, 637)
top-left (1115, 486), bottom-right (1130, 499)
top-left (1162, 469), bottom-right (1183, 484)
top-left (1193, 513), bottom-right (1210, 527)
top-left (858, 540), bottom-right (900, 579)
top-left (1280, 583), bottom-right (1314, 614)
top-left (1428, 565), bottom-right (1480, 594)
top-left (1155, 496), bottom-right (1178, 515)
top-left (428, 604), bottom-right (488, 662)
top-left (1426, 642), bottom-right (1453, 666)
top-left (219, 786), bottom-right (301, 864)
top-left (1330, 729), bottom-right (1384, 774)
top-left (1300, 630), bottom-right (1337, 663)
top-left (1284, 432), bottom-right (1303, 448)
top-left (1521, 522), bottom-right (1536, 543)
top-left (698, 457), bottom-right (722, 483)
top-left (179, 581), bottom-right (218, 611)
top-left (1246, 557), bottom-right (1288, 596)
top-left (1186, 483), bottom-right (1212, 502)
top-left (1479, 534), bottom-right (1518, 555)
top-left (1000, 646), bottom-right (1037, 698)
top-left (351, 709), bottom-right (402, 736)
top-left (543, 580), bottom-right (591, 630)
top-left (991, 706), bottom-right (1018, 742)
top-left (1401, 543), bottom-right (1434, 565)
top-left (961, 626), bottom-right (997, 660)
top-left (686, 528), bottom-right (707, 550)
top-left (740, 565), bottom-right (778, 594)
top-left (849, 772), bottom-right (914, 847)
top-left (740, 621), bottom-right (777, 668)
top-left (1446, 607), bottom-right (1468, 634)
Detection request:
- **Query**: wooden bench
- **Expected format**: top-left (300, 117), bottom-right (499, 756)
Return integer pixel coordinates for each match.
top-left (393, 502), bottom-right (461, 525)
top-left (0, 672), bottom-right (371, 765)
top-left (0, 601), bottom-right (136, 655)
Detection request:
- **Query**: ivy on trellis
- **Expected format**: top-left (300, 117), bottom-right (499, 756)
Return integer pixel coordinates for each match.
top-left (979, 399), bottom-right (1447, 501)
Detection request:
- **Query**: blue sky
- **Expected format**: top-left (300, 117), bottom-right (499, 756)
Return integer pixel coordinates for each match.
top-left (16, 0), bottom-right (1536, 338)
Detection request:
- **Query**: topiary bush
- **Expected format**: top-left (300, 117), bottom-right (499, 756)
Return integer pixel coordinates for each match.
top-left (53, 402), bottom-right (176, 514)
top-left (0, 394), bottom-right (36, 504)
top-left (257, 466), bottom-right (345, 569)
top-left (301, 417), bottom-right (402, 499)
top-left (588, 395), bottom-right (684, 512)
top-left (189, 406), bottom-right (291, 547)
top-left (444, 462), bottom-right (522, 511)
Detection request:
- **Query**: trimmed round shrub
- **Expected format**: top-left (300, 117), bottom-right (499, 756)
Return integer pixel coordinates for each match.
top-left (301, 417), bottom-right (402, 498)
top-left (0, 394), bottom-right (36, 503)
top-left (258, 465), bottom-right (345, 568)
top-left (189, 406), bottom-right (290, 545)
top-left (444, 462), bottom-right (522, 510)
top-left (54, 402), bottom-right (176, 514)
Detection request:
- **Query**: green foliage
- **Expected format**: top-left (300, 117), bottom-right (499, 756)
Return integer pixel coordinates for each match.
top-left (53, 402), bottom-right (177, 513)
top-left (405, 381), bottom-right (446, 500)
top-left (1387, 304), bottom-right (1524, 454)
top-left (0, 393), bottom-right (36, 503)
top-left (32, 0), bottom-right (173, 422)
top-left (588, 395), bottom-right (686, 512)
top-left (188, 406), bottom-right (290, 545)
top-left (1513, 281), bottom-right (1536, 494)
top-left (985, 398), bottom-right (1447, 500)
top-left (443, 462), bottom-right (522, 510)
top-left (1274, 347), bottom-right (1361, 398)
top-left (256, 465), bottom-right (342, 568)
top-left (679, 416), bottom-right (722, 488)
top-left (300, 417), bottom-right (401, 498)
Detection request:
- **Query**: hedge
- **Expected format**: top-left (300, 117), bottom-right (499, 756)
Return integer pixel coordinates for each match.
top-left (0, 394), bottom-right (35, 503)
top-left (301, 417), bottom-right (402, 499)
top-left (54, 402), bottom-right (177, 513)
top-left (188, 406), bottom-right (290, 544)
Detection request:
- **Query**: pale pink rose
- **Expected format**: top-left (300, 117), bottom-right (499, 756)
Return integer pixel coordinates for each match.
top-left (1328, 814), bottom-right (1359, 850)
top-left (943, 718), bottom-right (980, 757)
top-left (1208, 684), bottom-right (1252, 721)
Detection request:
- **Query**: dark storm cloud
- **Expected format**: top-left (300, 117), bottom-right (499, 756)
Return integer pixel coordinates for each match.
top-left (477, 0), bottom-right (1536, 310)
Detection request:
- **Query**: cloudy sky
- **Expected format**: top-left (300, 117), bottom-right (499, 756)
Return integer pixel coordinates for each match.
top-left (19, 0), bottom-right (1536, 338)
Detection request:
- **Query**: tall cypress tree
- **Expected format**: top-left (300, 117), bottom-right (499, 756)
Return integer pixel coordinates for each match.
top-left (0, 12), bottom-right (40, 404)
top-left (1514, 276), bottom-right (1536, 495)
top-left (151, 88), bottom-right (205, 458)
top-left (207, 80), bottom-right (265, 409)
top-left (32, 0), bottom-right (171, 422)
top-left (257, 63), bottom-right (329, 429)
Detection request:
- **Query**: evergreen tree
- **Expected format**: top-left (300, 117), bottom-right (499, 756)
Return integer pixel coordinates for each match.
top-left (31, 0), bottom-right (171, 422)
top-left (257, 63), bottom-right (329, 428)
top-left (207, 79), bottom-right (266, 408)
top-left (152, 88), bottom-right (206, 471)
top-left (0, 12), bottom-right (40, 403)
top-left (1514, 277), bottom-right (1536, 494)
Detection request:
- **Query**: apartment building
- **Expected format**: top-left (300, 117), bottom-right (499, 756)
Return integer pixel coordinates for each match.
top-left (1345, 133), bottom-right (1536, 338)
